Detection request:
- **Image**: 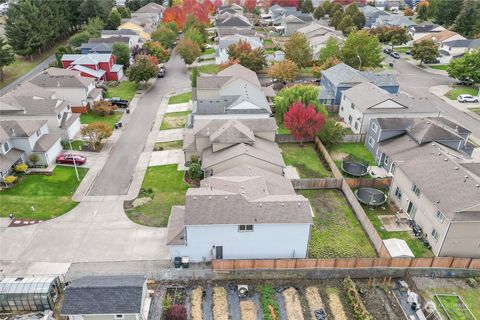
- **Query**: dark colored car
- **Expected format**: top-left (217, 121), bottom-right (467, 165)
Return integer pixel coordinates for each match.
top-left (456, 79), bottom-right (474, 86)
top-left (390, 52), bottom-right (400, 59)
top-left (157, 64), bottom-right (166, 78)
top-left (383, 48), bottom-right (392, 54)
top-left (56, 154), bottom-right (87, 165)
top-left (105, 97), bottom-right (129, 108)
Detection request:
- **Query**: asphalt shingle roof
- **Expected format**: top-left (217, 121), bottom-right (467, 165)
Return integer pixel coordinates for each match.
top-left (322, 63), bottom-right (398, 88)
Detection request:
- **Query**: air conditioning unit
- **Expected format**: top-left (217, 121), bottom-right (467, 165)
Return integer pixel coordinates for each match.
top-left (237, 285), bottom-right (248, 298)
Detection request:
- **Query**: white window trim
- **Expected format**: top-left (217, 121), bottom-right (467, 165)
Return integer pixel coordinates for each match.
top-left (372, 122), bottom-right (378, 133)
top-left (368, 136), bottom-right (375, 147)
top-left (431, 228), bottom-right (439, 241)
top-left (238, 225), bottom-right (254, 232)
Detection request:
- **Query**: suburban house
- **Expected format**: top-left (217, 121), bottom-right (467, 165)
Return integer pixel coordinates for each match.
top-left (215, 13), bottom-right (253, 29)
top-left (216, 34), bottom-right (263, 64)
top-left (374, 0), bottom-right (403, 10)
top-left (217, 3), bottom-right (244, 15)
top-left (0, 120), bottom-right (62, 178)
top-left (80, 42), bottom-right (114, 54)
top-left (133, 2), bottom-right (164, 22)
top-left (266, 4), bottom-right (297, 25)
top-left (281, 13), bottom-right (314, 36)
top-left (414, 30), bottom-right (465, 45)
top-left (364, 117), bottom-right (479, 257)
top-left (61, 53), bottom-right (124, 82)
top-left (216, 27), bottom-right (257, 38)
top-left (374, 14), bottom-right (417, 28)
top-left (61, 275), bottom-right (148, 320)
top-left (0, 82), bottom-right (80, 139)
top-left (339, 82), bottom-right (440, 134)
top-left (408, 23), bottom-right (447, 42)
top-left (318, 63), bottom-right (399, 105)
top-left (101, 29), bottom-right (140, 47)
top-left (359, 5), bottom-right (390, 28)
top-left (296, 23), bottom-right (342, 41)
top-left (309, 34), bottom-right (344, 60)
top-left (118, 21), bottom-right (151, 41)
top-left (439, 38), bottom-right (480, 60)
top-left (29, 68), bottom-right (103, 114)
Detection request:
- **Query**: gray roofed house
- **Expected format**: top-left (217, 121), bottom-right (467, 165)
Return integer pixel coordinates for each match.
top-left (359, 5), bottom-right (389, 28)
top-left (374, 14), bottom-right (417, 28)
top-left (61, 275), bottom-right (147, 317)
top-left (80, 42), bottom-right (114, 54)
top-left (215, 13), bottom-right (252, 28)
top-left (216, 27), bottom-right (257, 37)
top-left (30, 68), bottom-right (93, 88)
top-left (281, 13), bottom-right (314, 36)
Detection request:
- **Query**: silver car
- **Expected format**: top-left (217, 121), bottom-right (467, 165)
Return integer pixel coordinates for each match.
top-left (457, 94), bottom-right (479, 103)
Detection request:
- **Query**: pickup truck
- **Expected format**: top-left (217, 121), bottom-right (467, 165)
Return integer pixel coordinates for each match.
top-left (105, 97), bottom-right (129, 108)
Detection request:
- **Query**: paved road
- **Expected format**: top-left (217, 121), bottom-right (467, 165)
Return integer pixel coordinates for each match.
top-left (88, 51), bottom-right (190, 195)
top-left (392, 58), bottom-right (480, 139)
top-left (0, 54), bottom-right (56, 95)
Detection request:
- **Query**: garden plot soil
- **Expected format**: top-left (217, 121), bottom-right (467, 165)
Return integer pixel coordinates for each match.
top-left (240, 300), bottom-right (257, 320)
top-left (283, 287), bottom-right (305, 320)
top-left (326, 288), bottom-right (348, 320)
top-left (354, 280), bottom-right (404, 320)
top-left (305, 287), bottom-right (325, 320)
top-left (213, 287), bottom-right (229, 320)
top-left (191, 287), bottom-right (203, 320)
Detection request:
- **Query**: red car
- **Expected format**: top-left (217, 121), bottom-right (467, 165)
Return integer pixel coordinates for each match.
top-left (56, 154), bottom-right (87, 165)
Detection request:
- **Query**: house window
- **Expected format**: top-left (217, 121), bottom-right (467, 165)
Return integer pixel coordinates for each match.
top-left (391, 163), bottom-right (396, 174)
top-left (431, 228), bottom-right (440, 241)
top-left (57, 114), bottom-right (61, 119)
top-left (371, 122), bottom-right (378, 133)
top-left (407, 201), bottom-right (417, 217)
top-left (354, 122), bottom-right (359, 130)
top-left (3, 142), bottom-right (10, 153)
top-left (435, 211), bottom-right (445, 224)
top-left (238, 225), bottom-right (253, 232)
top-left (114, 315), bottom-right (124, 319)
top-left (36, 129), bottom-right (41, 137)
top-left (394, 187), bottom-right (402, 200)
top-left (350, 102), bottom-right (354, 110)
top-left (368, 136), bottom-right (375, 147)
top-left (411, 184), bottom-right (421, 197)
top-left (384, 155), bottom-right (389, 165)
top-left (348, 115), bottom-right (352, 124)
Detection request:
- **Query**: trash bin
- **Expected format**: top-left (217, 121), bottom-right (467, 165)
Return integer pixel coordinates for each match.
top-left (126, 109), bottom-right (130, 114)
top-left (114, 123), bottom-right (119, 129)
top-left (181, 256), bottom-right (189, 268)
top-left (118, 121), bottom-right (123, 128)
top-left (174, 257), bottom-right (182, 269)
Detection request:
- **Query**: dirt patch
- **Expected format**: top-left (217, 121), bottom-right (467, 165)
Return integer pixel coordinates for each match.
top-left (305, 287), bottom-right (324, 320)
top-left (326, 288), bottom-right (348, 320)
top-left (191, 287), bottom-right (203, 320)
top-left (354, 280), bottom-right (404, 320)
top-left (330, 151), bottom-right (348, 161)
top-left (283, 287), bottom-right (305, 320)
top-left (213, 287), bottom-right (229, 320)
top-left (240, 300), bottom-right (257, 320)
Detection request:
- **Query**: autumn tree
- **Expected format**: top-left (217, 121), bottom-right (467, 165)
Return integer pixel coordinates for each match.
top-left (227, 40), bottom-right (267, 72)
top-left (128, 55), bottom-right (158, 84)
top-left (0, 37), bottom-right (15, 82)
top-left (370, 26), bottom-right (409, 50)
top-left (447, 49), bottom-right (480, 83)
top-left (320, 56), bottom-right (341, 71)
top-left (341, 30), bottom-right (382, 70)
top-left (92, 100), bottom-right (117, 115)
top-left (284, 101), bottom-right (326, 145)
top-left (404, 8), bottom-right (413, 16)
top-left (284, 32), bottom-right (312, 68)
top-left (176, 38), bottom-right (201, 65)
top-left (416, 0), bottom-right (430, 21)
top-left (152, 25), bottom-right (177, 48)
top-left (81, 122), bottom-right (113, 151)
top-left (274, 85), bottom-right (327, 122)
top-left (219, 58), bottom-right (240, 70)
top-left (411, 39), bottom-right (438, 65)
top-left (244, 0), bottom-right (257, 12)
top-left (143, 41), bottom-right (170, 63)
top-left (268, 59), bottom-right (298, 82)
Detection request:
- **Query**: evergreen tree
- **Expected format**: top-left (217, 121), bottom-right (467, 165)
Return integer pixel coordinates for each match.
top-left (352, 11), bottom-right (366, 29)
top-left (113, 43), bottom-right (131, 67)
top-left (329, 10), bottom-right (343, 29)
top-left (313, 6), bottom-right (324, 20)
top-left (0, 37), bottom-right (15, 81)
top-left (344, 2), bottom-right (359, 16)
top-left (322, 0), bottom-right (332, 15)
top-left (79, 0), bottom-right (112, 22)
top-left (301, 0), bottom-right (314, 13)
top-left (338, 15), bottom-right (356, 35)
top-left (454, 0), bottom-right (480, 38)
top-left (117, 7), bottom-right (131, 18)
top-left (106, 9), bottom-right (122, 30)
top-left (431, 0), bottom-right (462, 27)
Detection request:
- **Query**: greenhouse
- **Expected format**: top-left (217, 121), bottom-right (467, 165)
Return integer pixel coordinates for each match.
top-left (0, 277), bottom-right (62, 312)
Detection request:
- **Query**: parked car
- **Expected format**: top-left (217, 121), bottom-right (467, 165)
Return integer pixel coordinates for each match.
top-left (457, 94), bottom-right (479, 103)
top-left (383, 48), bottom-right (392, 54)
top-left (56, 154), bottom-right (87, 165)
top-left (456, 79), bottom-right (474, 86)
top-left (425, 58), bottom-right (440, 64)
top-left (157, 64), bottom-right (166, 78)
top-left (405, 50), bottom-right (411, 55)
top-left (390, 52), bottom-right (400, 59)
top-left (105, 97), bottom-right (129, 108)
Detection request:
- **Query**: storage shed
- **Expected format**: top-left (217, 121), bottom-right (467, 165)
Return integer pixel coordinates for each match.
top-left (0, 277), bottom-right (62, 312)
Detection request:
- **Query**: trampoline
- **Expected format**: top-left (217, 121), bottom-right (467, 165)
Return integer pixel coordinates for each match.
top-left (341, 155), bottom-right (369, 177)
top-left (355, 188), bottom-right (387, 206)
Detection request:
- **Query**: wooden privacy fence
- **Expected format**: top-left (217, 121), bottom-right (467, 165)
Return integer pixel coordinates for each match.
top-left (211, 257), bottom-right (480, 271)
top-left (342, 134), bottom-right (365, 143)
top-left (292, 177), bottom-right (392, 190)
top-left (275, 134), bottom-right (314, 143)
top-left (345, 177), bottom-right (391, 189)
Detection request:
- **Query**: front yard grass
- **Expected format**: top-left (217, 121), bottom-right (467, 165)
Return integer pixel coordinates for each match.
top-left (154, 140), bottom-right (183, 151)
top-left (468, 107), bottom-right (480, 115)
top-left (0, 166), bottom-right (88, 220)
top-left (280, 143), bottom-right (332, 178)
top-left (196, 64), bottom-right (220, 74)
top-left (105, 81), bottom-right (139, 101)
top-left (202, 47), bottom-right (215, 55)
top-left (80, 111), bottom-right (122, 128)
top-left (263, 39), bottom-right (273, 46)
top-left (63, 140), bottom-right (87, 151)
top-left (160, 111), bottom-right (191, 130)
top-left (394, 46), bottom-right (412, 53)
top-left (301, 189), bottom-right (376, 258)
top-left (126, 164), bottom-right (189, 227)
top-left (445, 86), bottom-right (479, 100)
top-left (168, 91), bottom-right (192, 104)
top-left (329, 143), bottom-right (376, 166)
top-left (430, 65), bottom-right (448, 71)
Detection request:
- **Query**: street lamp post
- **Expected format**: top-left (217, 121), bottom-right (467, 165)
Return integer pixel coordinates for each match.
top-left (67, 134), bottom-right (80, 182)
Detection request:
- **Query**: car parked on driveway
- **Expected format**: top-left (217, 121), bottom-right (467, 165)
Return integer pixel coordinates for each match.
top-left (105, 97), bottom-right (129, 108)
top-left (390, 52), bottom-right (400, 59)
top-left (56, 154), bottom-right (87, 165)
top-left (157, 64), bottom-right (166, 78)
top-left (457, 94), bottom-right (479, 103)
top-left (383, 48), bottom-right (392, 54)
top-left (456, 79), bottom-right (474, 86)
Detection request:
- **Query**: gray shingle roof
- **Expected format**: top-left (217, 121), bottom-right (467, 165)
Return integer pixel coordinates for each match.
top-left (442, 38), bottom-right (480, 49)
top-left (30, 68), bottom-right (93, 89)
top-left (167, 206), bottom-right (186, 245)
top-left (209, 120), bottom-right (255, 144)
top-left (322, 63), bottom-right (398, 88)
top-left (0, 120), bottom-right (46, 138)
top-left (217, 27), bottom-right (256, 37)
top-left (134, 2), bottom-right (164, 14)
top-left (32, 133), bottom-right (61, 152)
top-left (61, 276), bottom-right (146, 315)
top-left (101, 29), bottom-right (139, 36)
top-left (1, 96), bottom-right (69, 115)
top-left (0, 148), bottom-right (24, 173)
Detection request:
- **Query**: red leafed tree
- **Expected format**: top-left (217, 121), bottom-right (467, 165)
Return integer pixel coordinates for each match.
top-left (284, 101), bottom-right (326, 145)
top-left (166, 304), bottom-right (186, 320)
top-left (334, 0), bottom-right (366, 4)
top-left (145, 55), bottom-right (159, 65)
top-left (244, 0), bottom-right (257, 12)
top-left (163, 2), bottom-right (209, 29)
top-left (163, 6), bottom-right (187, 29)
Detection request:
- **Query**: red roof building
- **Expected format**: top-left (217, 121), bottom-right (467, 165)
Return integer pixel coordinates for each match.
top-left (61, 54), bottom-right (124, 81)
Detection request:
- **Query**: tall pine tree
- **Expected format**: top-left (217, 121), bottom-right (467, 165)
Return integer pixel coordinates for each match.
top-left (454, 0), bottom-right (480, 37)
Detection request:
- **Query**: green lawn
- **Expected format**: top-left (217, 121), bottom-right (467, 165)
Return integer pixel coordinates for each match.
top-left (364, 204), bottom-right (433, 258)
top-left (280, 143), bottom-right (332, 178)
top-left (421, 287), bottom-right (480, 320)
top-left (168, 91), bottom-right (192, 104)
top-left (126, 164), bottom-right (190, 227)
top-left (0, 166), bottom-right (88, 220)
top-left (329, 143), bottom-right (376, 166)
top-left (435, 295), bottom-right (476, 320)
top-left (394, 46), bottom-right (412, 53)
top-left (105, 81), bottom-right (139, 101)
top-left (196, 64), bottom-right (220, 74)
top-left (263, 39), bottom-right (273, 46)
top-left (301, 189), bottom-right (376, 258)
top-left (299, 66), bottom-right (313, 75)
top-left (63, 140), bottom-right (87, 151)
top-left (202, 47), bottom-right (215, 55)
top-left (430, 65), bottom-right (448, 71)
top-left (468, 107), bottom-right (480, 115)
top-left (154, 140), bottom-right (183, 151)
top-left (276, 121), bottom-right (290, 134)
top-left (80, 111), bottom-right (122, 128)
top-left (160, 111), bottom-right (191, 130)
top-left (445, 86), bottom-right (479, 100)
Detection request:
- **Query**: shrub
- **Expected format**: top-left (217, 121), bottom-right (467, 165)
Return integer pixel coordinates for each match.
top-left (318, 119), bottom-right (349, 148)
top-left (188, 163), bottom-right (203, 180)
top-left (139, 187), bottom-right (154, 199)
top-left (343, 277), bottom-right (374, 320)
top-left (259, 285), bottom-right (280, 320)
top-left (166, 304), bottom-right (186, 320)
top-left (93, 100), bottom-right (117, 115)
top-left (14, 163), bottom-right (28, 173)
top-left (3, 175), bottom-right (17, 186)
top-left (190, 155), bottom-right (199, 163)
top-left (28, 154), bottom-right (39, 166)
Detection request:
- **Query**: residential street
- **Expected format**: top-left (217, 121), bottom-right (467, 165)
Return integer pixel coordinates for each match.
top-left (391, 58), bottom-right (480, 139)
top-left (88, 51), bottom-right (190, 196)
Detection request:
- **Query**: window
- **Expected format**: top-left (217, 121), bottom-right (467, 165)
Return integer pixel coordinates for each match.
top-left (238, 225), bottom-right (253, 232)
top-left (354, 122), bottom-right (359, 130)
top-left (371, 122), bottom-right (378, 133)
top-left (384, 155), bottom-right (389, 165)
top-left (407, 201), bottom-right (417, 217)
top-left (57, 114), bottom-right (61, 119)
top-left (411, 184), bottom-right (421, 197)
top-left (341, 106), bottom-right (344, 111)
top-left (394, 187), bottom-right (402, 200)
top-left (3, 142), bottom-right (10, 153)
top-left (391, 163), bottom-right (396, 174)
top-left (350, 102), bottom-right (354, 110)
top-left (115, 315), bottom-right (124, 319)
top-left (368, 136), bottom-right (375, 147)
top-left (348, 115), bottom-right (352, 124)
top-left (435, 211), bottom-right (445, 224)
top-left (431, 228), bottom-right (440, 241)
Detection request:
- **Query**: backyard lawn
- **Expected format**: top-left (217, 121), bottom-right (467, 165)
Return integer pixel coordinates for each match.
top-left (202, 47), bottom-right (215, 55)
top-left (126, 164), bottom-right (189, 227)
top-left (301, 189), bottom-right (376, 258)
top-left (80, 111), bottom-right (122, 128)
top-left (421, 286), bottom-right (480, 320)
top-left (168, 91), bottom-right (192, 104)
top-left (280, 143), bottom-right (332, 178)
top-left (160, 111), bottom-right (190, 130)
top-left (445, 86), bottom-right (479, 100)
top-left (329, 143), bottom-right (376, 165)
top-left (263, 39), bottom-right (273, 46)
top-left (276, 121), bottom-right (290, 134)
top-left (0, 166), bottom-right (88, 220)
top-left (196, 64), bottom-right (220, 74)
top-left (105, 81), bottom-right (139, 101)
top-left (154, 140), bottom-right (183, 151)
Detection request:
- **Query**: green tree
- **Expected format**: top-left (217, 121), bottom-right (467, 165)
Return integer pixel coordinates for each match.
top-left (112, 43), bottom-right (131, 67)
top-left (84, 17), bottom-right (105, 37)
top-left (330, 10), bottom-right (343, 29)
top-left (81, 122), bottom-right (113, 151)
top-left (152, 25), bottom-right (177, 48)
top-left (191, 67), bottom-right (198, 87)
top-left (318, 119), bottom-right (349, 148)
top-left (389, 28), bottom-right (410, 50)
top-left (313, 6), bottom-right (324, 20)
top-left (0, 37), bottom-right (15, 82)
top-left (344, 2), bottom-right (359, 16)
top-left (165, 21), bottom-right (178, 34)
top-left (176, 39), bottom-right (201, 65)
top-left (68, 31), bottom-right (91, 47)
top-left (318, 36), bottom-right (341, 64)
top-left (431, 0), bottom-right (462, 27)
top-left (454, 0), bottom-right (480, 38)
top-left (117, 7), bottom-right (131, 18)
top-left (143, 41), bottom-right (170, 63)
top-left (322, 0), bottom-right (332, 15)
top-left (447, 50), bottom-right (480, 83)
top-left (301, 0), bottom-right (314, 13)
top-left (341, 30), bottom-right (382, 70)
top-left (128, 55), bottom-right (158, 84)
top-left (352, 11), bottom-right (366, 29)
top-left (284, 32), bottom-right (312, 68)
top-left (79, 0), bottom-right (112, 22)
top-left (106, 9), bottom-right (122, 30)
top-left (185, 28), bottom-right (205, 48)
top-left (412, 39), bottom-right (438, 65)
top-left (55, 44), bottom-right (75, 66)
top-left (330, 3), bottom-right (343, 17)
top-left (338, 15), bottom-right (356, 35)
top-left (416, 0), bottom-right (430, 21)
top-left (273, 85), bottom-right (327, 122)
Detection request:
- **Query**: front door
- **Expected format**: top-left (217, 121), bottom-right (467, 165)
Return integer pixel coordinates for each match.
top-left (215, 246), bottom-right (223, 259)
